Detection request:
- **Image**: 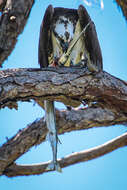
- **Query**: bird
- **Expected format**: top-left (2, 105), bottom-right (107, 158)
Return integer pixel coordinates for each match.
top-left (38, 4), bottom-right (103, 172)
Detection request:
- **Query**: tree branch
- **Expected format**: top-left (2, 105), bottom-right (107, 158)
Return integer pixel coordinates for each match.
top-left (0, 68), bottom-right (127, 112)
top-left (0, 0), bottom-right (34, 66)
top-left (0, 0), bottom-right (127, 177)
top-left (0, 106), bottom-right (127, 175)
top-left (0, 67), bottom-right (127, 176)
top-left (3, 132), bottom-right (127, 177)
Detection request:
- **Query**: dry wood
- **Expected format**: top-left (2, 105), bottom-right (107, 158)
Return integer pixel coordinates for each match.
top-left (0, 0), bottom-right (127, 177)
top-left (0, 68), bottom-right (127, 112)
top-left (0, 0), bottom-right (34, 66)
top-left (0, 67), bottom-right (127, 176)
top-left (4, 132), bottom-right (127, 177)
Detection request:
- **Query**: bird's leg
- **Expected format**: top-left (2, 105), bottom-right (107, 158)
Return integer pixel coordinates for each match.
top-left (47, 131), bottom-right (61, 172)
top-left (44, 100), bottom-right (62, 172)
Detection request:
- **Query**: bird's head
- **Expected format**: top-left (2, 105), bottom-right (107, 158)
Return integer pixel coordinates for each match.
top-left (53, 16), bottom-right (75, 52)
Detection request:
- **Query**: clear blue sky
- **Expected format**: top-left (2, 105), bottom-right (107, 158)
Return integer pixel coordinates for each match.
top-left (1, 0), bottom-right (127, 189)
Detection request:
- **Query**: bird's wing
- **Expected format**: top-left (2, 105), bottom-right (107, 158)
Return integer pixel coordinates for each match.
top-left (78, 5), bottom-right (103, 71)
top-left (38, 5), bottom-right (54, 68)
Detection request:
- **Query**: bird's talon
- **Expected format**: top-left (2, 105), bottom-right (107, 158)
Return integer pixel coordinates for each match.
top-left (46, 162), bottom-right (62, 173)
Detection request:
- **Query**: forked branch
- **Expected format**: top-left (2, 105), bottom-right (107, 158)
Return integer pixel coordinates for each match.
top-left (0, 67), bottom-right (127, 176)
top-left (4, 132), bottom-right (127, 177)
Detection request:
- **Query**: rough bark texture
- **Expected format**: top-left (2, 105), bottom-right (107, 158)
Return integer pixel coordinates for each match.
top-left (0, 68), bottom-right (127, 112)
top-left (115, 0), bottom-right (127, 20)
top-left (0, 0), bottom-right (34, 67)
top-left (0, 68), bottom-right (127, 176)
top-left (0, 0), bottom-right (127, 177)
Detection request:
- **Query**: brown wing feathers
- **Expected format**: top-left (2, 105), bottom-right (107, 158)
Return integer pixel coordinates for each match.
top-left (78, 5), bottom-right (103, 70)
top-left (38, 4), bottom-right (103, 71)
top-left (38, 5), bottom-right (54, 68)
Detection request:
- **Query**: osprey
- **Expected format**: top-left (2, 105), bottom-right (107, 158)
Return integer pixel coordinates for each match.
top-left (39, 4), bottom-right (102, 70)
top-left (38, 4), bottom-right (103, 172)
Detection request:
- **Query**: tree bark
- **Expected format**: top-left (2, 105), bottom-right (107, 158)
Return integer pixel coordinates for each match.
top-left (0, 67), bottom-right (127, 176)
top-left (0, 0), bottom-right (127, 177)
top-left (0, 0), bottom-right (34, 67)
top-left (0, 67), bottom-right (127, 112)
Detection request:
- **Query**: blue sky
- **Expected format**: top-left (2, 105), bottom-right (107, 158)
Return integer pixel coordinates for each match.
top-left (1, 0), bottom-right (127, 189)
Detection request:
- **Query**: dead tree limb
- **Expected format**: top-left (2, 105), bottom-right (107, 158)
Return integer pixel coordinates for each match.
top-left (4, 132), bottom-right (127, 177)
top-left (0, 67), bottom-right (127, 112)
top-left (0, 107), bottom-right (127, 175)
top-left (0, 0), bottom-right (127, 178)
top-left (0, 0), bottom-right (34, 66)
top-left (0, 67), bottom-right (127, 176)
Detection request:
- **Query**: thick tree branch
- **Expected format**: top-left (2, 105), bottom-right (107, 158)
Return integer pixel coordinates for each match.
top-left (4, 132), bottom-right (127, 177)
top-left (0, 67), bottom-right (127, 175)
top-left (0, 107), bottom-right (127, 175)
top-left (0, 0), bottom-right (34, 66)
top-left (0, 68), bottom-right (127, 112)
top-left (0, 0), bottom-right (126, 178)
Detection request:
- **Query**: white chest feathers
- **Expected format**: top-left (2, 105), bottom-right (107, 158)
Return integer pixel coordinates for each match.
top-left (54, 16), bottom-right (74, 43)
top-left (50, 17), bottom-right (89, 67)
